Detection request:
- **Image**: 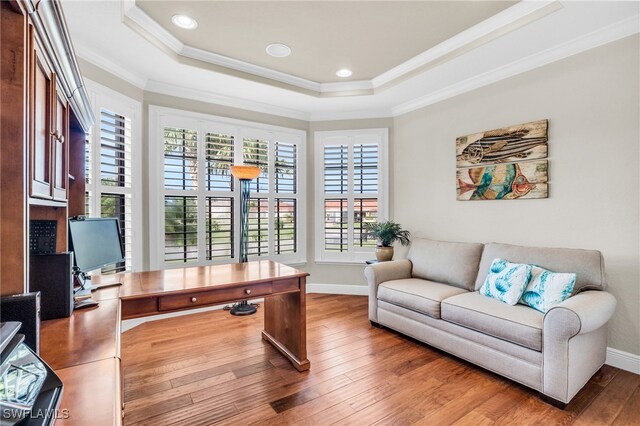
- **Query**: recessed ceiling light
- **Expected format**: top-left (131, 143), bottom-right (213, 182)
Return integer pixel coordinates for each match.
top-left (266, 43), bottom-right (291, 58)
top-left (171, 14), bottom-right (198, 30)
top-left (336, 68), bottom-right (353, 78)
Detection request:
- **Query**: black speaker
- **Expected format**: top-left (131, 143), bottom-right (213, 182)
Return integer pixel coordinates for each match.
top-left (29, 252), bottom-right (74, 320)
top-left (0, 292), bottom-right (41, 354)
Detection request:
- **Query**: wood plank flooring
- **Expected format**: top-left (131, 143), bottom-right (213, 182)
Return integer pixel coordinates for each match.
top-left (122, 294), bottom-right (640, 425)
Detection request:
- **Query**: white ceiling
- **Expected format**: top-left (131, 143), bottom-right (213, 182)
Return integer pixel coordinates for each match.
top-left (62, 1), bottom-right (639, 121)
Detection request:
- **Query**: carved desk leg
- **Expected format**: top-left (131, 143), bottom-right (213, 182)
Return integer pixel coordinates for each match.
top-left (262, 276), bottom-right (310, 371)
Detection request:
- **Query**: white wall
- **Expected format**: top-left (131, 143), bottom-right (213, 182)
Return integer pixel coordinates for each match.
top-left (392, 35), bottom-right (639, 355)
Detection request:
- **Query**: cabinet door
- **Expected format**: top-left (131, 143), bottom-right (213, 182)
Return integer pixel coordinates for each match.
top-left (52, 88), bottom-right (68, 202)
top-left (30, 41), bottom-right (53, 200)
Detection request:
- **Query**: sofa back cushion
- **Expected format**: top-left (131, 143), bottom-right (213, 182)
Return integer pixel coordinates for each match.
top-left (474, 243), bottom-right (606, 293)
top-left (408, 238), bottom-right (484, 291)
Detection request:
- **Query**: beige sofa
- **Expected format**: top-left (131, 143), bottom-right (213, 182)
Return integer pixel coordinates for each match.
top-left (365, 238), bottom-right (616, 405)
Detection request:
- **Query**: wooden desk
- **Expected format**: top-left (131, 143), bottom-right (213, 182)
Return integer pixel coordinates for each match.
top-left (40, 288), bottom-right (123, 425)
top-left (115, 260), bottom-right (310, 371)
top-left (39, 260), bottom-right (309, 425)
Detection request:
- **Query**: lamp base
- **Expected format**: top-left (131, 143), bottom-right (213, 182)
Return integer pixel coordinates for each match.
top-left (230, 300), bottom-right (257, 316)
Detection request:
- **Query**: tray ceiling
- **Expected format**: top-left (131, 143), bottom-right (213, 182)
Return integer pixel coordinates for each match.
top-left (62, 1), bottom-right (639, 120)
top-left (135, 0), bottom-right (515, 83)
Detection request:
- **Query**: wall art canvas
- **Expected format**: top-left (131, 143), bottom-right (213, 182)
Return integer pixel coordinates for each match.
top-left (456, 160), bottom-right (548, 201)
top-left (456, 119), bottom-right (548, 168)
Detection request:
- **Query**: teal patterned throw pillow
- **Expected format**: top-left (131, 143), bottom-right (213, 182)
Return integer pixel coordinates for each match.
top-left (480, 259), bottom-right (532, 305)
top-left (519, 266), bottom-right (576, 313)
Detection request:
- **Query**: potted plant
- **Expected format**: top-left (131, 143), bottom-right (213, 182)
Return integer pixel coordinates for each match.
top-left (364, 220), bottom-right (410, 262)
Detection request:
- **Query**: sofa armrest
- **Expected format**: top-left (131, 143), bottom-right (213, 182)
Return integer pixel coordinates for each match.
top-left (544, 290), bottom-right (616, 339)
top-left (542, 290), bottom-right (616, 403)
top-left (365, 259), bottom-right (412, 323)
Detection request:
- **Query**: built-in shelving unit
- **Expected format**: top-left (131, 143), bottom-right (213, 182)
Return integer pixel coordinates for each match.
top-left (0, 0), bottom-right (94, 296)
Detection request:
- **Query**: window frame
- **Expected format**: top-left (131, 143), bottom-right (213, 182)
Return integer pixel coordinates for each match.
top-left (314, 128), bottom-right (389, 264)
top-left (84, 79), bottom-right (143, 273)
top-left (149, 106), bottom-right (307, 270)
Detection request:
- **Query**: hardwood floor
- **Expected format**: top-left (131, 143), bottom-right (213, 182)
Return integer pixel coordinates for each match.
top-left (122, 294), bottom-right (639, 426)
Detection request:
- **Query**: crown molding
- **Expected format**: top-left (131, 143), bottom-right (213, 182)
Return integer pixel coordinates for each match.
top-left (179, 45), bottom-right (322, 93)
top-left (373, 0), bottom-right (562, 88)
top-left (392, 14), bottom-right (640, 117)
top-left (121, 0), bottom-right (183, 52)
top-left (75, 42), bottom-right (148, 89)
top-left (120, 0), bottom-right (561, 96)
top-left (144, 80), bottom-right (311, 122)
top-left (309, 109), bottom-right (392, 122)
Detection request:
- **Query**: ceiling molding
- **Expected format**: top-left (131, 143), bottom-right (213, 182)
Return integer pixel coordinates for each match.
top-left (179, 45), bottom-right (323, 93)
top-left (372, 0), bottom-right (562, 88)
top-left (120, 0), bottom-right (561, 96)
top-left (144, 80), bottom-right (311, 122)
top-left (309, 109), bottom-right (393, 122)
top-left (392, 14), bottom-right (640, 117)
top-left (75, 42), bottom-right (148, 89)
top-left (121, 0), bottom-right (183, 52)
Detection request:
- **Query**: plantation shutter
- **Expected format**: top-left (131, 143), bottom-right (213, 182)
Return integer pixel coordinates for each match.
top-left (243, 138), bottom-right (269, 193)
top-left (163, 128), bottom-right (198, 263)
top-left (248, 198), bottom-right (269, 256)
top-left (353, 143), bottom-right (379, 247)
top-left (86, 108), bottom-right (134, 273)
top-left (315, 129), bottom-right (387, 262)
top-left (274, 141), bottom-right (298, 254)
top-left (323, 145), bottom-right (348, 252)
top-left (205, 133), bottom-right (234, 191)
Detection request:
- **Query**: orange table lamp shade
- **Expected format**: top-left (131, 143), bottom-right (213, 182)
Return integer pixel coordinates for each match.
top-left (230, 165), bottom-right (261, 180)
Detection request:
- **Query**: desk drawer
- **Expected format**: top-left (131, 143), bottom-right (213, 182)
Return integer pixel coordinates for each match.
top-left (158, 282), bottom-right (272, 311)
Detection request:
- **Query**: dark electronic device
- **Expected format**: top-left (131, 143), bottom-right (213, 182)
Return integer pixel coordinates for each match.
top-left (29, 220), bottom-right (57, 254)
top-left (0, 293), bottom-right (41, 354)
top-left (0, 321), bottom-right (63, 426)
top-left (29, 253), bottom-right (73, 320)
top-left (68, 217), bottom-right (125, 309)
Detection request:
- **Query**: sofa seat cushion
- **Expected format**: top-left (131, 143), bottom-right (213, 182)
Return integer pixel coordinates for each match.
top-left (441, 292), bottom-right (544, 351)
top-left (378, 279), bottom-right (468, 319)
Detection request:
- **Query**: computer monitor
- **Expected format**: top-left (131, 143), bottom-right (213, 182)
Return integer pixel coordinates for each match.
top-left (68, 217), bottom-right (124, 292)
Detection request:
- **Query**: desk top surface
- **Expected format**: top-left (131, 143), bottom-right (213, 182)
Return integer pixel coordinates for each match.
top-left (94, 260), bottom-right (309, 300)
top-left (40, 288), bottom-right (120, 370)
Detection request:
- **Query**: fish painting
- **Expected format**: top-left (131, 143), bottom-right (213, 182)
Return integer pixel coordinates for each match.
top-left (456, 160), bottom-right (548, 201)
top-left (456, 120), bottom-right (548, 167)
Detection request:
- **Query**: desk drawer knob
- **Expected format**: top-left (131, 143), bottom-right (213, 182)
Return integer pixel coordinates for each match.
top-left (245, 289), bottom-right (251, 295)
top-left (191, 297), bottom-right (197, 303)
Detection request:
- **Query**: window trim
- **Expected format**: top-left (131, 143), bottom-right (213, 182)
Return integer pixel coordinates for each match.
top-left (149, 105), bottom-right (307, 270)
top-left (314, 128), bottom-right (389, 263)
top-left (85, 79), bottom-right (143, 272)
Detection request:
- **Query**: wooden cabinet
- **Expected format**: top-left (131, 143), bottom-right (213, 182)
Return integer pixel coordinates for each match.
top-left (29, 30), bottom-right (68, 204)
top-left (30, 35), bottom-right (53, 200)
top-left (0, 0), bottom-right (93, 297)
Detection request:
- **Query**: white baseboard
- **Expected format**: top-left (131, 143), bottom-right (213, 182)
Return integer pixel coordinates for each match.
top-left (306, 283), bottom-right (368, 296)
top-left (606, 347), bottom-right (640, 374)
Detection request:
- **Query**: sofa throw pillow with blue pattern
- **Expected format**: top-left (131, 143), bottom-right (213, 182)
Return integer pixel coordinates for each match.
top-left (519, 266), bottom-right (576, 313)
top-left (479, 259), bottom-right (532, 305)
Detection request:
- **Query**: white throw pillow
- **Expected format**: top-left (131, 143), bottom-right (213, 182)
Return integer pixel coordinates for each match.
top-left (519, 266), bottom-right (576, 313)
top-left (480, 259), bottom-right (532, 305)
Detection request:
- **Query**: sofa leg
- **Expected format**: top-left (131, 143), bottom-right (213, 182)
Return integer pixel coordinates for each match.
top-left (539, 393), bottom-right (567, 409)
top-left (370, 320), bottom-right (382, 328)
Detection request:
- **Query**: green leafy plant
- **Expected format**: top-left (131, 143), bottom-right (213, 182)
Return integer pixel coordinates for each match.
top-left (364, 221), bottom-right (410, 247)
